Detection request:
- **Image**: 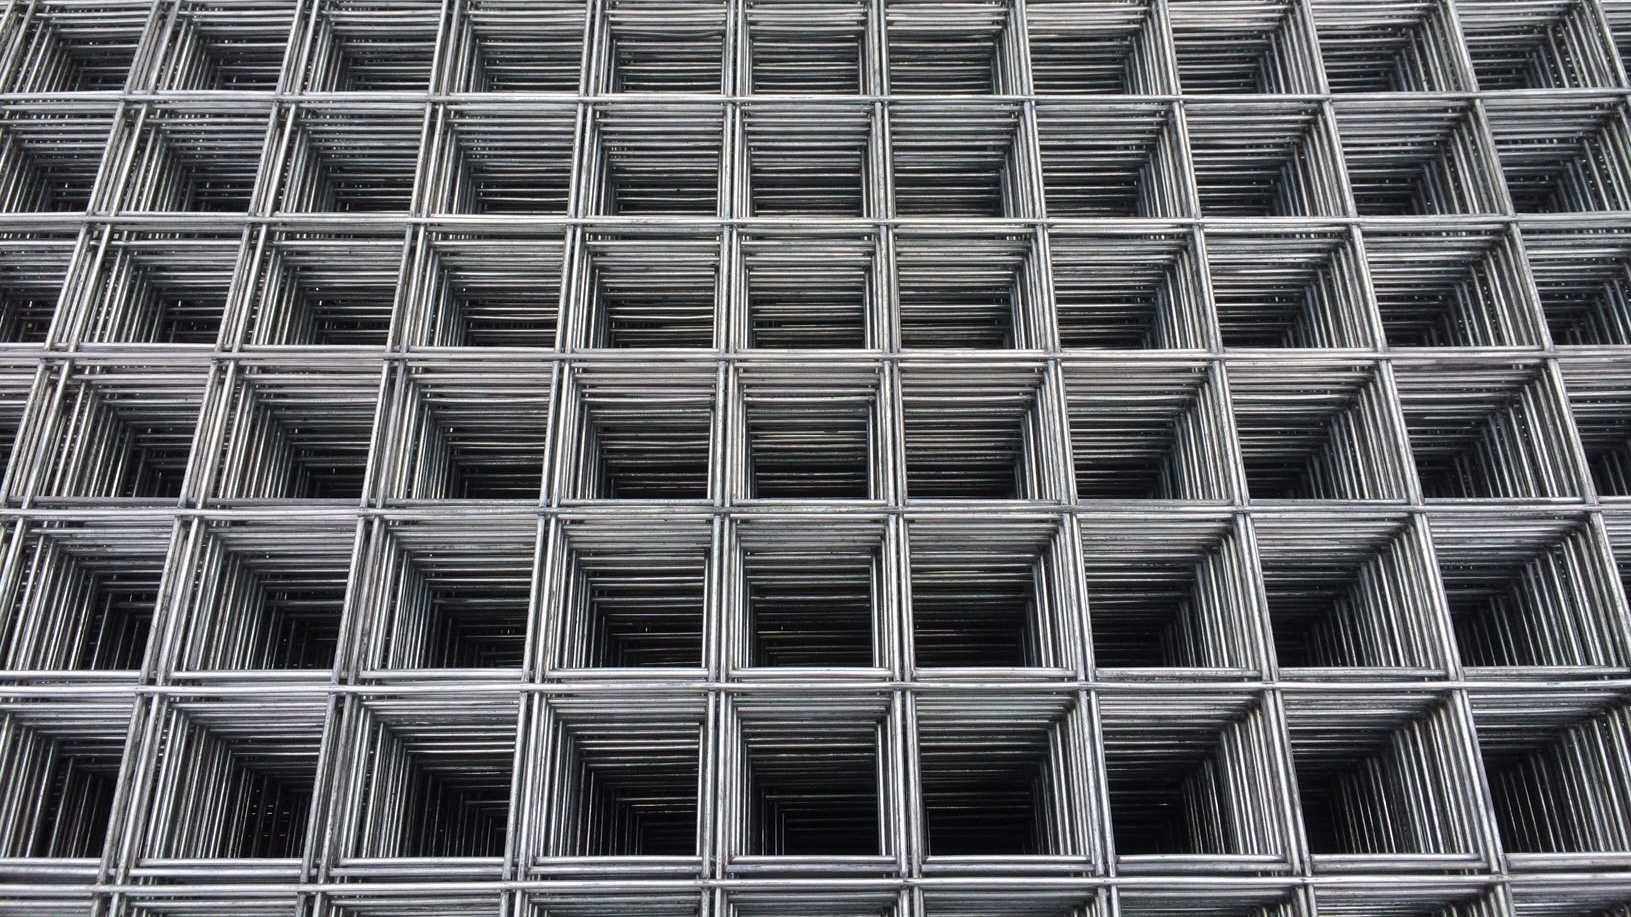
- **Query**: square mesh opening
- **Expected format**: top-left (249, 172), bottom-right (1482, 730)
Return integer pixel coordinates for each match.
top-left (0, 699), bottom-right (129, 859)
top-left (171, 519), bottom-right (354, 672)
top-left (1081, 515), bottom-right (1261, 672)
top-left (341, 696), bottom-right (516, 859)
top-left (909, 517), bottom-right (1076, 671)
top-left (1049, 228), bottom-right (1212, 350)
top-left (550, 516), bottom-right (710, 670)
top-left (539, 694), bottom-right (702, 857)
top-left (728, 695), bottom-right (888, 858)
top-left (1256, 514), bottom-right (1450, 672)
top-left (1168, 0), bottom-right (1323, 94)
top-left (734, 518), bottom-right (884, 670)
top-left (1027, 0), bottom-right (1174, 94)
top-left (557, 363), bottom-right (717, 500)
top-left (1036, 101), bottom-right (1192, 219)
top-left (917, 693), bottom-right (1090, 858)
top-left (1, 519), bottom-right (167, 671)
top-left (1310, 0), bottom-right (1473, 93)
top-left (1287, 693), bottom-right (1487, 862)
top-left (1432, 513), bottom-right (1631, 672)
top-left (1101, 693), bottom-right (1287, 862)
top-left (364, 519), bottom-right (537, 670)
top-left (1362, 226), bottom-right (1546, 348)
top-left (745, 0), bottom-right (871, 94)
top-left (885, 0), bottom-right (1025, 94)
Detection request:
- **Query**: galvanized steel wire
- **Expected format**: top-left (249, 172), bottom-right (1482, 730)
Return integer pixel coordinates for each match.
top-left (0, 0), bottom-right (1630, 916)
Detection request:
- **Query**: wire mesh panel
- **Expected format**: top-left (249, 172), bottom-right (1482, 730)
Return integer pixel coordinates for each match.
top-left (2, 1), bottom-right (1631, 916)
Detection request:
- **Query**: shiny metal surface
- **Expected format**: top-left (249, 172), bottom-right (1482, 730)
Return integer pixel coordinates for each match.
top-left (1, 1), bottom-right (1630, 915)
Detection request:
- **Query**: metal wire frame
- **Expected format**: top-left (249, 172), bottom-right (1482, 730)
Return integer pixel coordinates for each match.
top-left (1521, 220), bottom-right (1631, 347)
top-left (372, 357), bottom-right (554, 502)
top-left (1203, 223), bottom-right (1375, 348)
top-left (551, 359), bottom-right (719, 501)
top-left (234, 226), bottom-right (406, 347)
top-left (0, 225), bottom-right (76, 343)
top-left (577, 102), bottom-right (726, 217)
top-left (0, 693), bottom-right (134, 860)
top-left (0, 358), bottom-right (34, 473)
top-left (138, 0), bottom-right (301, 93)
top-left (1078, 513), bottom-right (1262, 673)
top-left (1482, 92), bottom-right (1631, 215)
top-left (297, 0), bottom-right (444, 93)
top-left (1225, 358), bottom-right (1417, 502)
top-left (1033, 100), bottom-right (1194, 218)
top-left (1429, 509), bottom-right (1631, 674)
top-left (735, 226), bottom-right (883, 350)
top-left (327, 691), bottom-right (519, 862)
top-left (94, 100), bottom-right (274, 215)
top-left (418, 100), bottom-right (577, 217)
top-left (720, 691), bottom-right (900, 869)
top-left (59, 227), bottom-right (242, 345)
top-left (883, 0), bottom-right (1029, 95)
top-left (1331, 97), bottom-right (1509, 217)
top-left (915, 689), bottom-right (1095, 866)
top-left (730, 360), bottom-right (887, 500)
top-left (523, 690), bottom-right (707, 863)
top-left (543, 512), bottom-right (711, 671)
top-left (112, 692), bottom-right (329, 871)
top-left (590, 0), bottom-right (729, 95)
top-left (0, 515), bottom-right (170, 672)
top-left (897, 358), bottom-right (1071, 501)
top-left (162, 515), bottom-right (355, 675)
top-left (1607, 0), bottom-right (1631, 71)
top-left (0, 0), bottom-right (155, 93)
top-left (0, 99), bottom-right (117, 214)
top-left (737, 100), bottom-right (881, 217)
top-left (1609, 507), bottom-right (1631, 606)
top-left (354, 515), bottom-right (537, 671)
top-left (724, 513), bottom-right (892, 670)
top-left (1025, 0), bottom-right (1175, 95)
top-left (1557, 355), bottom-right (1631, 496)
top-left (894, 227), bottom-right (1050, 348)
top-left (887, 99), bottom-right (1041, 219)
top-left (395, 226), bottom-right (565, 350)
top-left (741, 0), bottom-right (875, 95)
top-left (1046, 225), bottom-right (1213, 350)
top-left (1468, 686), bottom-right (1631, 866)
top-left (1166, 0), bottom-right (1326, 95)
top-left (1097, 689), bottom-right (1294, 869)
top-left (1308, 0), bottom-right (1476, 94)
top-left (1509, 876), bottom-right (1631, 917)
top-left (1115, 885), bottom-right (1301, 917)
top-left (1360, 223), bottom-right (1549, 348)
top-left (1254, 511), bottom-right (1455, 674)
top-left (1183, 100), bottom-right (1351, 218)
top-left (440, 0), bottom-right (587, 93)
top-left (904, 514), bottom-right (1082, 673)
top-left (1392, 359), bottom-right (1590, 500)
top-left (3, 357), bottom-right (210, 503)
top-left (1313, 883), bottom-right (1509, 917)
top-left (1284, 689), bottom-right (1494, 870)
top-left (1454, 0), bottom-right (1625, 91)
top-left (1061, 358), bottom-right (1239, 500)
top-left (3, 0), bottom-right (1631, 915)
top-left (267, 101), bottom-right (429, 215)
top-left (197, 358), bottom-right (383, 502)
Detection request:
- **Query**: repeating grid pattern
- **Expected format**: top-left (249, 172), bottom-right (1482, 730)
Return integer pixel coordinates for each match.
top-left (1, 1), bottom-right (1631, 915)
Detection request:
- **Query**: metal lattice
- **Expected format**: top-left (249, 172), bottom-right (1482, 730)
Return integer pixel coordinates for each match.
top-left (2, 1), bottom-right (1631, 915)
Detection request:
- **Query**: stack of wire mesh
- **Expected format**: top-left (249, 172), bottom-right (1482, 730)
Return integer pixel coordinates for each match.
top-left (2, 0), bottom-right (1631, 915)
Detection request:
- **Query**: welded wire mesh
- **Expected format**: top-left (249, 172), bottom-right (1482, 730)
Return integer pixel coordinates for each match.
top-left (1, 1), bottom-right (1631, 916)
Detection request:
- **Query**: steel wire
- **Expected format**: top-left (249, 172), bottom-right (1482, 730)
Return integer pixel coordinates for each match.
top-left (0, 0), bottom-right (1629, 914)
